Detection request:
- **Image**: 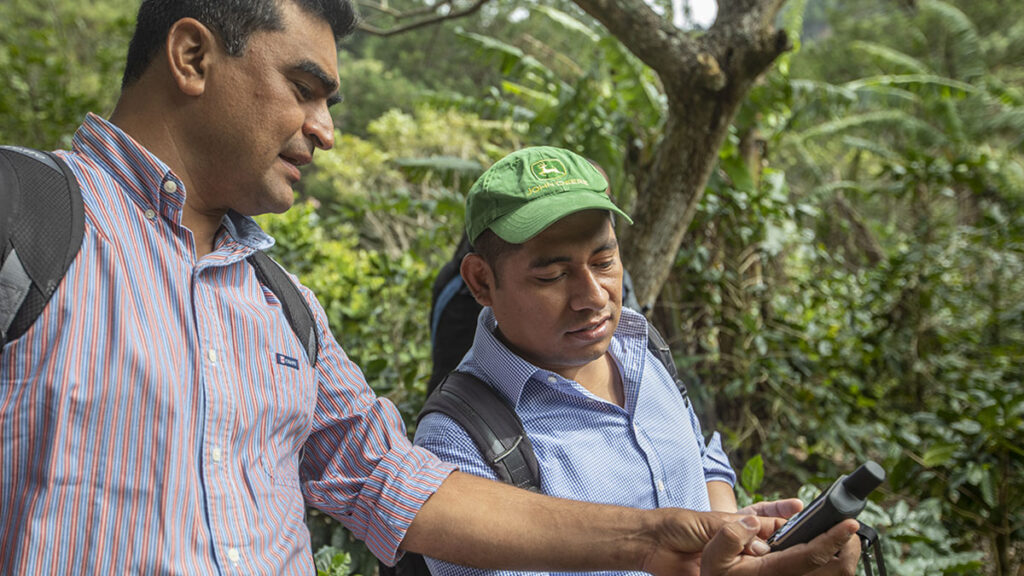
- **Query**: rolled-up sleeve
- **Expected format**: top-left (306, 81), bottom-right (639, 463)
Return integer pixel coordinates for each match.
top-left (681, 384), bottom-right (736, 486)
top-left (299, 296), bottom-right (456, 565)
top-left (700, 431), bottom-right (736, 486)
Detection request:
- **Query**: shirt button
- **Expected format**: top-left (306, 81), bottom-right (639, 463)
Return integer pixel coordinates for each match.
top-left (657, 479), bottom-right (666, 491)
top-left (546, 375), bottom-right (557, 384)
top-left (207, 349), bottom-right (217, 364)
top-left (227, 548), bottom-right (240, 563)
top-left (143, 209), bottom-right (157, 221)
top-left (163, 180), bottom-right (178, 194)
top-left (211, 446), bottom-right (223, 462)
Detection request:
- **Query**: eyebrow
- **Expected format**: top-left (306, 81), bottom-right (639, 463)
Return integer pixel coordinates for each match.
top-left (294, 60), bottom-right (343, 108)
top-left (527, 240), bottom-right (619, 269)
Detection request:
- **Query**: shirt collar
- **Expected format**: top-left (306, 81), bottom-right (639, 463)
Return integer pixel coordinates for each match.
top-left (464, 309), bottom-right (539, 409)
top-left (608, 307), bottom-right (650, 412)
top-left (464, 306), bottom-right (651, 410)
top-left (221, 211), bottom-right (275, 252)
top-left (73, 113), bottom-right (274, 252)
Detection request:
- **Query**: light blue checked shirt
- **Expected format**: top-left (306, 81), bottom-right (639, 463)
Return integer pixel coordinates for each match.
top-left (414, 306), bottom-right (735, 576)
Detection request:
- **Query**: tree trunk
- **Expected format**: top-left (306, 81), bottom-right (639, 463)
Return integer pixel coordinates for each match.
top-left (572, 0), bottom-right (792, 308)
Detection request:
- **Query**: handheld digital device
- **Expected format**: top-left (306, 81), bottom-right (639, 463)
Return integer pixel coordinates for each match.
top-left (766, 461), bottom-right (886, 551)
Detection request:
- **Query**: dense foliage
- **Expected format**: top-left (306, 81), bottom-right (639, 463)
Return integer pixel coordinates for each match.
top-left (2, 0), bottom-right (1020, 574)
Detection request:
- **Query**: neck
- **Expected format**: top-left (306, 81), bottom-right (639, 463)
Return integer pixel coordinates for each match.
top-left (110, 88), bottom-right (225, 258)
top-left (558, 353), bottom-right (625, 408)
top-left (181, 208), bottom-right (221, 259)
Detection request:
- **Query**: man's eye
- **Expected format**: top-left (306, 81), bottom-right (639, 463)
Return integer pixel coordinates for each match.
top-left (537, 274), bottom-right (563, 283)
top-left (294, 82), bottom-right (313, 100)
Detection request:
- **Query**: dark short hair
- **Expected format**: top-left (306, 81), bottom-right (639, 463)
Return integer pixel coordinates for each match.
top-left (122, 0), bottom-right (358, 88)
top-left (470, 229), bottom-right (521, 287)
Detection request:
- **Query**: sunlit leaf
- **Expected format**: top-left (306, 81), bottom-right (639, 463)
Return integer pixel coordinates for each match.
top-left (741, 455), bottom-right (765, 494)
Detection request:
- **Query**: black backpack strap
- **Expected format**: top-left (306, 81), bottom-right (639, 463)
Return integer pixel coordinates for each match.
top-left (418, 370), bottom-right (541, 491)
top-left (0, 146), bottom-right (84, 349)
top-left (646, 320), bottom-right (689, 407)
top-left (430, 274), bottom-right (464, 346)
top-left (247, 251), bottom-right (319, 367)
top-left (0, 147), bottom-right (318, 365)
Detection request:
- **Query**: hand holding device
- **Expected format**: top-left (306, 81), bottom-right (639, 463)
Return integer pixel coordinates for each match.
top-left (766, 461), bottom-right (886, 551)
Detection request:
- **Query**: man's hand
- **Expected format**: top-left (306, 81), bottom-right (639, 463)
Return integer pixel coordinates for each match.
top-left (701, 516), bottom-right (861, 576)
top-left (641, 503), bottom-right (860, 576)
top-left (739, 498), bottom-right (806, 521)
top-left (735, 498), bottom-right (861, 575)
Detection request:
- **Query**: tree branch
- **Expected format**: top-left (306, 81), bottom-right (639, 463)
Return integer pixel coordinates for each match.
top-left (716, 0), bottom-right (788, 28)
top-left (570, 0), bottom-right (726, 94)
top-left (357, 0), bottom-right (492, 37)
top-left (357, 0), bottom-right (454, 19)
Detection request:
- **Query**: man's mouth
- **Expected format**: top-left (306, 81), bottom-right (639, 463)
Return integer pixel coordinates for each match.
top-left (567, 315), bottom-right (612, 341)
top-left (278, 153), bottom-right (308, 182)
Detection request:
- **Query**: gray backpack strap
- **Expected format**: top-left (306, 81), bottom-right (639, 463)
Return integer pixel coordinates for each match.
top-left (396, 372), bottom-right (539, 576)
top-left (418, 370), bottom-right (541, 491)
top-left (247, 251), bottom-right (319, 367)
top-left (0, 146), bottom-right (84, 348)
top-left (646, 320), bottom-right (690, 407)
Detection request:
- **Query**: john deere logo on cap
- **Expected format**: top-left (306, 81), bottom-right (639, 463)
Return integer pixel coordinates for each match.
top-left (531, 159), bottom-right (567, 181)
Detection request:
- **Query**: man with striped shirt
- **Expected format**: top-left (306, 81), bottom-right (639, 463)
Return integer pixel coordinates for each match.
top-left (0, 1), bottom-right (860, 575)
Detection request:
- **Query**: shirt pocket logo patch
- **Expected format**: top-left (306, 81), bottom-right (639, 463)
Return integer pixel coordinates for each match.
top-left (275, 353), bottom-right (300, 370)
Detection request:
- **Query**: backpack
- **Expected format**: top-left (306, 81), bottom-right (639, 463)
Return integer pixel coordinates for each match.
top-left (381, 321), bottom-right (689, 576)
top-left (0, 145), bottom-right (318, 365)
top-left (427, 233), bottom-right (480, 395)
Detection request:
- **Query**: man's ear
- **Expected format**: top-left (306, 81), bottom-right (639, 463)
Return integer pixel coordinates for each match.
top-left (165, 18), bottom-right (218, 97)
top-left (460, 253), bottom-right (496, 307)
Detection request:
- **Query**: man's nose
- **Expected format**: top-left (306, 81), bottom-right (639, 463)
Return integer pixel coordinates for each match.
top-left (305, 103), bottom-right (335, 150)
top-left (570, 270), bottom-right (608, 311)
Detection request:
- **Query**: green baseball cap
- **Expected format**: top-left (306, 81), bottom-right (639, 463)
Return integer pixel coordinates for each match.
top-left (465, 146), bottom-right (633, 244)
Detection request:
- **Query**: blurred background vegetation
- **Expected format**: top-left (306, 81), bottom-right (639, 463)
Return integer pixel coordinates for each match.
top-left (2, 0), bottom-right (1021, 574)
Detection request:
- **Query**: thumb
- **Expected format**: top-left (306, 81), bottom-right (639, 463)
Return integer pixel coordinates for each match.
top-left (700, 516), bottom-right (763, 573)
top-left (757, 519), bottom-right (861, 575)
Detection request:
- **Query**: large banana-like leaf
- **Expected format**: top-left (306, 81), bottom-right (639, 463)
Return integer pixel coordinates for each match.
top-left (844, 74), bottom-right (979, 95)
top-left (919, 0), bottom-right (985, 81)
top-left (851, 41), bottom-right (932, 75)
top-left (456, 29), bottom-right (546, 77)
top-left (797, 109), bottom-right (946, 144)
top-left (532, 5), bottom-right (601, 43)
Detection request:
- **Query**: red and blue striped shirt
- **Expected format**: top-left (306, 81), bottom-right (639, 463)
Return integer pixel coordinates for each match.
top-left (0, 113), bottom-right (455, 575)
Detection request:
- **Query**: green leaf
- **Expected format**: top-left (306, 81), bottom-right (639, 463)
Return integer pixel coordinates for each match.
top-left (721, 155), bottom-right (756, 193)
top-left (500, 80), bottom-right (560, 108)
top-left (950, 419), bottom-right (982, 435)
top-left (797, 110), bottom-right (947, 144)
top-left (314, 546), bottom-right (353, 576)
top-left (532, 5), bottom-right (601, 43)
top-left (921, 444), bottom-right (957, 467)
top-left (741, 454), bottom-right (765, 494)
top-left (850, 41), bottom-right (932, 75)
top-left (844, 74), bottom-right (979, 95)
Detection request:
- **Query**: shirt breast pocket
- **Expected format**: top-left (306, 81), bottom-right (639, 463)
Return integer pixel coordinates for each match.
top-left (266, 346), bottom-right (317, 488)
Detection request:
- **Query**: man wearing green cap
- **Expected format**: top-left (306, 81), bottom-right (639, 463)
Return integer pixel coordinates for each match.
top-left (414, 146), bottom-right (860, 576)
